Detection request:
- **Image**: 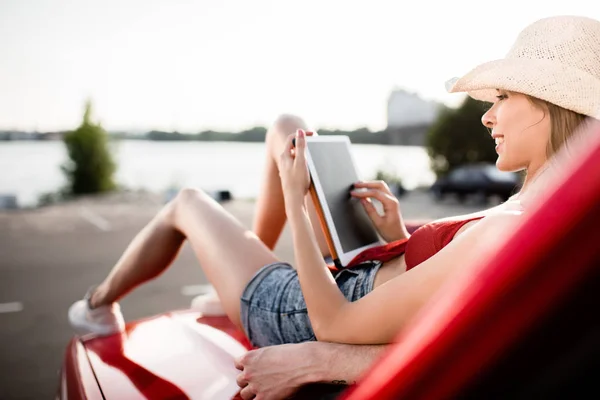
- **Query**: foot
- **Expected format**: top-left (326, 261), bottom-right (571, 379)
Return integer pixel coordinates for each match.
top-left (68, 289), bottom-right (125, 336)
top-left (191, 291), bottom-right (226, 316)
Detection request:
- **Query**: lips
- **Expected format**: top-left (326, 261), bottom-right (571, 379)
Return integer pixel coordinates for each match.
top-left (493, 135), bottom-right (505, 153)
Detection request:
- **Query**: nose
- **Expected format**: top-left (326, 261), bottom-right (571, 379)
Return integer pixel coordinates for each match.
top-left (481, 106), bottom-right (496, 129)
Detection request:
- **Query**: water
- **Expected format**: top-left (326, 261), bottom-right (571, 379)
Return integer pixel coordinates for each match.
top-left (0, 140), bottom-right (436, 207)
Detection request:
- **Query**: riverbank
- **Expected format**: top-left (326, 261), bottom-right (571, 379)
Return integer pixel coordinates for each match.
top-left (0, 140), bottom-right (437, 208)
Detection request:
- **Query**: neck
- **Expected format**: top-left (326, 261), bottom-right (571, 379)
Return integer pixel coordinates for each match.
top-left (517, 159), bottom-right (548, 197)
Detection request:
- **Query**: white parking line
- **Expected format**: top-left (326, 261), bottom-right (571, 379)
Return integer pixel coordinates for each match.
top-left (0, 302), bottom-right (23, 314)
top-left (181, 284), bottom-right (214, 296)
top-left (78, 206), bottom-right (112, 231)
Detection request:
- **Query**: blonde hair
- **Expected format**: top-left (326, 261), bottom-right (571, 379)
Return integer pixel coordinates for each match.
top-left (514, 117), bottom-right (600, 210)
top-left (526, 96), bottom-right (589, 157)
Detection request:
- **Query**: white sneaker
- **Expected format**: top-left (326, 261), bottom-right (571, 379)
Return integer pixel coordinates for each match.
top-left (68, 298), bottom-right (125, 336)
top-left (190, 291), bottom-right (226, 316)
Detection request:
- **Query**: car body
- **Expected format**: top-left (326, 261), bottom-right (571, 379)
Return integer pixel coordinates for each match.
top-left (431, 163), bottom-right (521, 202)
top-left (57, 311), bottom-right (250, 400)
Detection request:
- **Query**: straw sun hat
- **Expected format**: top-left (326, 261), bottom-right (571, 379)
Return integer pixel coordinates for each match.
top-left (446, 16), bottom-right (600, 119)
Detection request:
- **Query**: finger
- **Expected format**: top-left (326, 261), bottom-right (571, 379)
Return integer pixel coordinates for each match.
top-left (351, 188), bottom-right (396, 206)
top-left (236, 372), bottom-right (249, 388)
top-left (234, 355), bottom-right (244, 371)
top-left (279, 134), bottom-right (296, 165)
top-left (240, 385), bottom-right (256, 400)
top-left (294, 129), bottom-right (306, 164)
top-left (284, 133), bottom-right (295, 154)
top-left (359, 198), bottom-right (382, 224)
top-left (353, 180), bottom-right (392, 194)
top-left (353, 189), bottom-right (399, 217)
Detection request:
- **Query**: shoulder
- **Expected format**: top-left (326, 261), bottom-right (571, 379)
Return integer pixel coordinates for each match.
top-left (428, 202), bottom-right (512, 226)
top-left (455, 209), bottom-right (524, 247)
top-left (413, 201), bottom-right (524, 242)
top-left (456, 201), bottom-right (525, 237)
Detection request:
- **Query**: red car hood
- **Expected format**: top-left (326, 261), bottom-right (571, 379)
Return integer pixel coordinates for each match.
top-left (80, 310), bottom-right (251, 400)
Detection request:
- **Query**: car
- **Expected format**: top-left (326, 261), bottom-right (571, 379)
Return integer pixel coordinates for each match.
top-left (57, 127), bottom-right (600, 399)
top-left (431, 163), bottom-right (521, 203)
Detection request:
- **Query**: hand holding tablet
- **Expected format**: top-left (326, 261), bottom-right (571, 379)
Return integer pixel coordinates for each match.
top-left (300, 135), bottom-right (383, 268)
top-left (350, 181), bottom-right (407, 243)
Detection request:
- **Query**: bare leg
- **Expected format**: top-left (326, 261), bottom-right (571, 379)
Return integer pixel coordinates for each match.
top-left (253, 114), bottom-right (330, 257)
top-left (91, 188), bottom-right (279, 329)
top-left (89, 114), bottom-right (329, 329)
top-left (90, 204), bottom-right (185, 308)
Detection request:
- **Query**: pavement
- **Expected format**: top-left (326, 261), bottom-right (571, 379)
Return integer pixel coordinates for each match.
top-left (0, 189), bottom-right (488, 399)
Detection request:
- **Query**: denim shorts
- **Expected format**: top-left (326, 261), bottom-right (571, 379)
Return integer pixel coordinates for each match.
top-left (240, 260), bottom-right (382, 348)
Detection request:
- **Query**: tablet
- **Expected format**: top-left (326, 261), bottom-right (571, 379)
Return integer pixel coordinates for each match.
top-left (303, 135), bottom-right (383, 268)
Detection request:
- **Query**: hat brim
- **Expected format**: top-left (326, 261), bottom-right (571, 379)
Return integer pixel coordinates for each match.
top-left (446, 58), bottom-right (600, 119)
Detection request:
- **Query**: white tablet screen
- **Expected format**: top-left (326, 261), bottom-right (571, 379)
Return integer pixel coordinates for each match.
top-left (306, 139), bottom-right (381, 254)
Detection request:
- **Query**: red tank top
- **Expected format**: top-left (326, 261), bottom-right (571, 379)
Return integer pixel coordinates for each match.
top-left (342, 215), bottom-right (485, 271)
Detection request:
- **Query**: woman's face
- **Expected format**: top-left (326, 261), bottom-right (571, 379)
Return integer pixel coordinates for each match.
top-left (481, 90), bottom-right (550, 172)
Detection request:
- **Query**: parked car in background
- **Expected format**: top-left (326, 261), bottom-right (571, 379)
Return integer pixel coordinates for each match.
top-left (431, 163), bottom-right (521, 203)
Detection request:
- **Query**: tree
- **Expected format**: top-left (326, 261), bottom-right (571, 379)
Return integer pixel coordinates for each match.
top-left (62, 101), bottom-right (117, 195)
top-left (426, 97), bottom-right (497, 177)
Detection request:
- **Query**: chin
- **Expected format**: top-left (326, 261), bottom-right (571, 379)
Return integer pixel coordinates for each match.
top-left (496, 157), bottom-right (509, 171)
top-left (496, 157), bottom-right (522, 173)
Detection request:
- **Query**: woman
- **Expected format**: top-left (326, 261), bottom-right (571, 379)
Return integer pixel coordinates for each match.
top-left (69, 15), bottom-right (600, 347)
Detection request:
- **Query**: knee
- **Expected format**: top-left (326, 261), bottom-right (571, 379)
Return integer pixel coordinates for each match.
top-left (268, 114), bottom-right (307, 138)
top-left (273, 114), bottom-right (307, 131)
top-left (175, 187), bottom-right (208, 207)
top-left (168, 187), bottom-right (207, 222)
top-left (266, 114), bottom-right (308, 154)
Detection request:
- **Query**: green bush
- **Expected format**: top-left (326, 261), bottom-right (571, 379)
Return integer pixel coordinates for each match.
top-left (62, 101), bottom-right (117, 195)
top-left (426, 97), bottom-right (497, 177)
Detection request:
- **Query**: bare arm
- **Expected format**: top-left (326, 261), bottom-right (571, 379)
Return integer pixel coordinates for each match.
top-left (289, 198), bottom-right (522, 344)
top-left (286, 204), bottom-right (349, 337)
top-left (316, 211), bottom-right (523, 344)
top-left (235, 341), bottom-right (387, 400)
top-left (278, 131), bottom-right (354, 338)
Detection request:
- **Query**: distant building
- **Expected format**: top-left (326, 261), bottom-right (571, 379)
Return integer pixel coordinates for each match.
top-left (385, 89), bottom-right (443, 146)
top-left (0, 130), bottom-right (64, 141)
top-left (0, 131), bottom-right (39, 140)
top-left (41, 131), bottom-right (65, 140)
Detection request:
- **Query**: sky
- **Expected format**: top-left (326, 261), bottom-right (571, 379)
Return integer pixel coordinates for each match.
top-left (1, 0), bottom-right (598, 132)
